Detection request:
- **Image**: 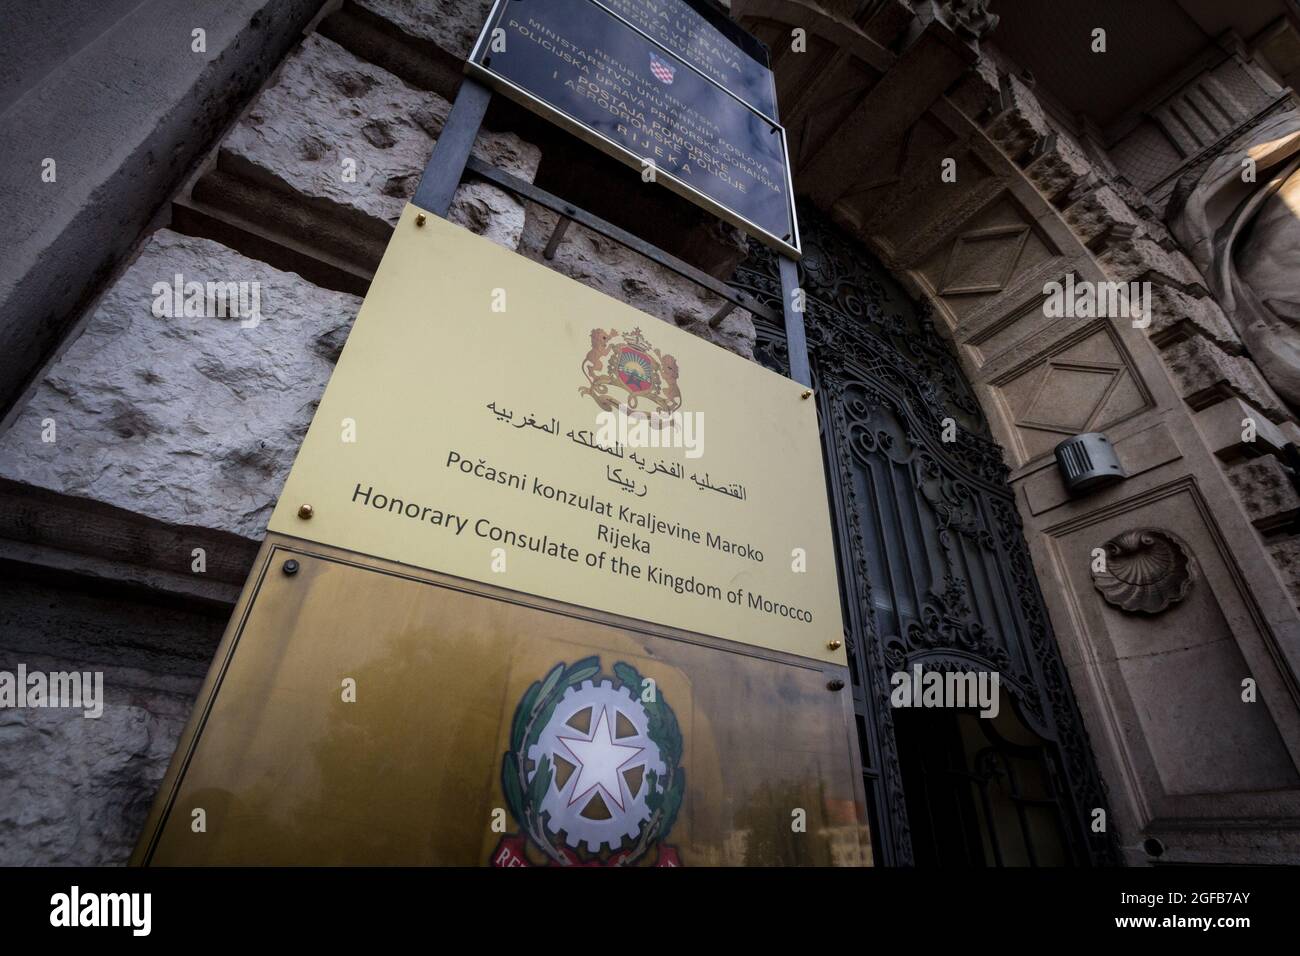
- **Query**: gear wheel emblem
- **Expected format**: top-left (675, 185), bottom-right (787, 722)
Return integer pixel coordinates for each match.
top-left (496, 658), bottom-right (685, 866)
top-left (527, 679), bottom-right (666, 852)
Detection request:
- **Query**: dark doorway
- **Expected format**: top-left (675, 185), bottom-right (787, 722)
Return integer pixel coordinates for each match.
top-left (895, 704), bottom-right (1077, 866)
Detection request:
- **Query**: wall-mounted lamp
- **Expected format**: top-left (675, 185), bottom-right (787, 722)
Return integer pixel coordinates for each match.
top-left (1054, 432), bottom-right (1125, 494)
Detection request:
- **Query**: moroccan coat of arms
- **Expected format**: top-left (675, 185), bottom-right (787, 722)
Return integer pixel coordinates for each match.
top-left (579, 327), bottom-right (682, 418)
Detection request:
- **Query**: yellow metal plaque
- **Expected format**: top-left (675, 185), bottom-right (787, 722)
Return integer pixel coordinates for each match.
top-left (133, 539), bottom-right (870, 866)
top-left (269, 206), bottom-right (844, 665)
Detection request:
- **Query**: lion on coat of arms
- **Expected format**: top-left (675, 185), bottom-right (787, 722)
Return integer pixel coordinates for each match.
top-left (579, 327), bottom-right (682, 418)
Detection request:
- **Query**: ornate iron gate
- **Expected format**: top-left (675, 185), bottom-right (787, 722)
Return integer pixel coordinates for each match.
top-left (733, 208), bottom-right (1117, 866)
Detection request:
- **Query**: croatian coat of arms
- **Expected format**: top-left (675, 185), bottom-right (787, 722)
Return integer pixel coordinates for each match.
top-left (491, 658), bottom-right (685, 867)
top-left (579, 327), bottom-right (682, 417)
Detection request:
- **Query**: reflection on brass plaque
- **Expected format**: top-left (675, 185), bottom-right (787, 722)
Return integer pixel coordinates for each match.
top-left (133, 537), bottom-right (870, 866)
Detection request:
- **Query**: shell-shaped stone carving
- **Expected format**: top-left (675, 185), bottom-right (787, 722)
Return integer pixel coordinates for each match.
top-left (1092, 528), bottom-right (1193, 614)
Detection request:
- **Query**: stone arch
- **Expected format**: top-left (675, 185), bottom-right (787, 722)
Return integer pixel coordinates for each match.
top-left (734, 0), bottom-right (1300, 864)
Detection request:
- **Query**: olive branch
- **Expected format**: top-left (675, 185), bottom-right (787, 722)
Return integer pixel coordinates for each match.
top-left (501, 656), bottom-right (599, 865)
top-left (612, 662), bottom-right (684, 866)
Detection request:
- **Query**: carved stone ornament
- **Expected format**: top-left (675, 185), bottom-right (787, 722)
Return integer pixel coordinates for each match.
top-left (941, 0), bottom-right (1000, 41)
top-left (1169, 111), bottom-right (1300, 409)
top-left (1092, 528), bottom-right (1194, 615)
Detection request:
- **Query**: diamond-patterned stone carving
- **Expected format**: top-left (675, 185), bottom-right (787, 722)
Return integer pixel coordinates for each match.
top-left (1018, 361), bottom-right (1125, 434)
top-left (992, 324), bottom-right (1151, 464)
top-left (937, 224), bottom-right (1030, 295)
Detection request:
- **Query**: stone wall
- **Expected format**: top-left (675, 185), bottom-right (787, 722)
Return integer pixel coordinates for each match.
top-left (0, 576), bottom-right (226, 866)
top-left (0, 0), bottom-right (324, 414)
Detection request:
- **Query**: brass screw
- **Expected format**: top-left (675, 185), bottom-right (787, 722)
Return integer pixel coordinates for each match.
top-left (801, 389), bottom-right (812, 399)
top-left (827, 678), bottom-right (845, 691)
top-left (297, 504), bottom-right (314, 519)
top-left (827, 640), bottom-right (843, 650)
top-left (415, 213), bottom-right (427, 227)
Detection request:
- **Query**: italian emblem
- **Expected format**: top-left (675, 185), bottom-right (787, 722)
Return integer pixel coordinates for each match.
top-left (579, 327), bottom-right (682, 417)
top-left (492, 658), bottom-right (685, 867)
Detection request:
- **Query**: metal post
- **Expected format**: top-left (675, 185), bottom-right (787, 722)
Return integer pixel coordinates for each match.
top-left (542, 215), bottom-right (571, 260)
top-left (412, 78), bottom-right (813, 390)
top-left (779, 254), bottom-right (811, 387)
top-left (412, 79), bottom-right (493, 217)
top-left (708, 300), bottom-right (736, 328)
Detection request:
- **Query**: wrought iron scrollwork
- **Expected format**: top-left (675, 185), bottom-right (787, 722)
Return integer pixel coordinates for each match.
top-left (734, 207), bottom-right (1117, 866)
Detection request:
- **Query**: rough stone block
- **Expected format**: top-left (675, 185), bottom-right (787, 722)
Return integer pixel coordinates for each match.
top-left (319, 0), bottom-right (493, 98)
top-left (0, 578), bottom-right (222, 866)
top-left (355, 0), bottom-right (490, 61)
top-left (1162, 336), bottom-right (1288, 422)
top-left (1267, 537), bottom-right (1300, 607)
top-left (1107, 175), bottom-right (1162, 223)
top-left (0, 230), bottom-right (362, 541)
top-left (1193, 396), bottom-right (1287, 459)
top-left (1226, 456), bottom-right (1300, 529)
top-left (1062, 183), bottom-right (1141, 247)
top-left (1024, 131), bottom-right (1094, 202)
top-left (948, 51), bottom-right (1001, 121)
top-left (0, 0), bottom-right (323, 415)
top-left (0, 698), bottom-right (192, 866)
top-left (219, 33), bottom-right (540, 252)
top-left (985, 74), bottom-right (1051, 160)
top-left (1148, 283), bottom-right (1241, 351)
top-left (1100, 235), bottom-right (1205, 289)
top-left (518, 202), bottom-right (757, 361)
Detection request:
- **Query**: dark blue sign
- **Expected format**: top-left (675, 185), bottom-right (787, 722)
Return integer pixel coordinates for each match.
top-left (595, 0), bottom-right (778, 120)
top-left (470, 0), bottom-right (797, 254)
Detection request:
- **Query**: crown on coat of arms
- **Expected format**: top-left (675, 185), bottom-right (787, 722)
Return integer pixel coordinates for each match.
top-left (622, 327), bottom-right (651, 352)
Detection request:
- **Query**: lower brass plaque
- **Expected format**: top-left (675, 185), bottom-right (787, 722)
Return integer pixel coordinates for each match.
top-left (133, 536), bottom-right (871, 866)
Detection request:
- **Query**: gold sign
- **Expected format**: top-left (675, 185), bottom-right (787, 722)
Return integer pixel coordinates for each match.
top-left (268, 207), bottom-right (843, 665)
top-left (133, 540), bottom-right (870, 866)
top-left (135, 208), bottom-right (867, 867)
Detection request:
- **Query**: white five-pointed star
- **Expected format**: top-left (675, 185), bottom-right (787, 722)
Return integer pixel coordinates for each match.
top-left (557, 707), bottom-right (644, 812)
